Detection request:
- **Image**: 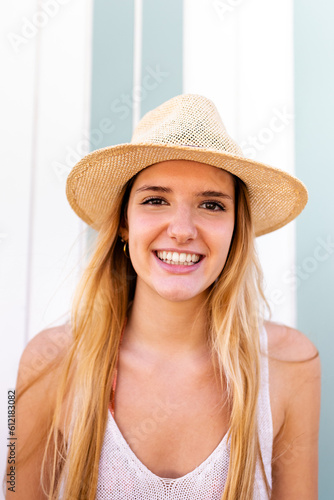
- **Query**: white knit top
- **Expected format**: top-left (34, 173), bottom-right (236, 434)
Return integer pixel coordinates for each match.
top-left (95, 326), bottom-right (273, 499)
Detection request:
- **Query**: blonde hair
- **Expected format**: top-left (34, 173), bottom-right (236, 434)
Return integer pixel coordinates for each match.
top-left (10, 173), bottom-right (270, 499)
top-left (207, 180), bottom-right (269, 498)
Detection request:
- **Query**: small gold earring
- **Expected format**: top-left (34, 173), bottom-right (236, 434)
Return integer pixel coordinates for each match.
top-left (122, 240), bottom-right (129, 258)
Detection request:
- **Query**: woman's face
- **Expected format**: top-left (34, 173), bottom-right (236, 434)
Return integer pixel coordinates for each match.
top-left (122, 160), bottom-right (235, 302)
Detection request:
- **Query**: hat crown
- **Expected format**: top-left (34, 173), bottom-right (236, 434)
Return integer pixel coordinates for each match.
top-left (131, 94), bottom-right (244, 157)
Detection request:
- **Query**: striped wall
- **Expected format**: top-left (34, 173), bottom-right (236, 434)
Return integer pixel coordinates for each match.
top-left (91, 1), bottom-right (134, 147)
top-left (90, 0), bottom-right (183, 149)
top-left (0, 0), bottom-right (93, 492)
top-left (90, 0), bottom-right (297, 326)
top-left (1, 0), bottom-right (332, 497)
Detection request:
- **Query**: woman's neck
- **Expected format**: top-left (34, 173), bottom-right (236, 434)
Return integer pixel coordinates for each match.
top-left (124, 281), bottom-right (210, 359)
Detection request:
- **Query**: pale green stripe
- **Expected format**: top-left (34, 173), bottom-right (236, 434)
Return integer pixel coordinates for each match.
top-left (140, 0), bottom-right (183, 117)
top-left (88, 0), bottom-right (135, 244)
top-left (91, 0), bottom-right (135, 147)
top-left (294, 1), bottom-right (334, 497)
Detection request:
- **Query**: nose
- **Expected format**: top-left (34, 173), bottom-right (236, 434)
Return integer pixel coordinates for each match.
top-left (166, 205), bottom-right (197, 243)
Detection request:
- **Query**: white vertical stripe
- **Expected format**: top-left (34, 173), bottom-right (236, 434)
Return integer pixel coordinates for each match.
top-left (27, 0), bottom-right (93, 338)
top-left (183, 0), bottom-right (240, 135)
top-left (80, 0), bottom-right (94, 273)
top-left (236, 0), bottom-right (296, 327)
top-left (132, 0), bottom-right (143, 130)
top-left (183, 0), bottom-right (296, 326)
top-left (0, 0), bottom-right (39, 488)
top-left (24, 0), bottom-right (42, 345)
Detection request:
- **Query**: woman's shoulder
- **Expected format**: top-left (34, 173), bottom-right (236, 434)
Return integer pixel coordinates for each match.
top-left (264, 320), bottom-right (319, 363)
top-left (26, 323), bottom-right (72, 352)
top-left (15, 323), bottom-right (74, 442)
top-left (264, 322), bottom-right (321, 495)
top-left (17, 323), bottom-right (73, 392)
top-left (264, 320), bottom-right (321, 437)
top-left (10, 325), bottom-right (73, 498)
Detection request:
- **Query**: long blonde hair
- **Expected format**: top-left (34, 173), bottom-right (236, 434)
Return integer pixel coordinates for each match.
top-left (13, 172), bottom-right (270, 499)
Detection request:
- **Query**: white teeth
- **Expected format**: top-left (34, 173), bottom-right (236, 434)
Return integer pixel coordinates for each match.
top-left (156, 251), bottom-right (201, 265)
top-left (179, 253), bottom-right (186, 262)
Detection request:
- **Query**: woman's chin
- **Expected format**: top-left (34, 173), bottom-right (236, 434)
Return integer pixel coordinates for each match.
top-left (154, 285), bottom-right (206, 303)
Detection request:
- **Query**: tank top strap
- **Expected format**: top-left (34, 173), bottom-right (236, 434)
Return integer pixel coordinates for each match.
top-left (256, 323), bottom-right (273, 493)
top-left (109, 320), bottom-right (127, 417)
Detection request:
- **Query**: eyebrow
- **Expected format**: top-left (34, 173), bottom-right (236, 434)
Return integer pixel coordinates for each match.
top-left (135, 185), bottom-right (172, 194)
top-left (196, 190), bottom-right (234, 202)
top-left (135, 185), bottom-right (234, 202)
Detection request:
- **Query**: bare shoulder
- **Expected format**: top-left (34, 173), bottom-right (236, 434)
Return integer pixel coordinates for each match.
top-left (264, 320), bottom-right (320, 402)
top-left (22, 322), bottom-right (72, 358)
top-left (265, 321), bottom-right (321, 498)
top-left (264, 321), bottom-right (321, 435)
top-left (18, 323), bottom-right (73, 386)
top-left (16, 323), bottom-right (74, 410)
top-left (7, 325), bottom-right (74, 499)
top-left (264, 320), bottom-right (319, 364)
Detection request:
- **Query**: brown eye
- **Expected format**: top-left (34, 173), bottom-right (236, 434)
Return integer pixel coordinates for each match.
top-left (200, 201), bottom-right (225, 211)
top-left (141, 197), bottom-right (168, 205)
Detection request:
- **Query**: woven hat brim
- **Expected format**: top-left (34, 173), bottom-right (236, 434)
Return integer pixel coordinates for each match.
top-left (66, 143), bottom-right (308, 237)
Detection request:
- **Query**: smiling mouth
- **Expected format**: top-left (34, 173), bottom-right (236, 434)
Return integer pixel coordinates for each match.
top-left (155, 251), bottom-right (203, 266)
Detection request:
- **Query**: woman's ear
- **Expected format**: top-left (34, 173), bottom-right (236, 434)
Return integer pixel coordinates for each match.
top-left (119, 230), bottom-right (128, 242)
top-left (119, 217), bottom-right (129, 242)
top-left (119, 177), bottom-right (134, 241)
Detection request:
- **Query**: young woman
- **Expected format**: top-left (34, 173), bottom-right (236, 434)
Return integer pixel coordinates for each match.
top-left (6, 94), bottom-right (320, 499)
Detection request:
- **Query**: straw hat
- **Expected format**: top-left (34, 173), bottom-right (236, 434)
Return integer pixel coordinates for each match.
top-left (66, 94), bottom-right (307, 236)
